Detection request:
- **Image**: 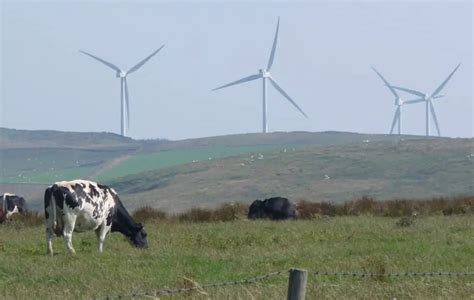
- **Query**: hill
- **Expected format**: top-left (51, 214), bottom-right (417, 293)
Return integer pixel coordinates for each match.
top-left (0, 127), bottom-right (140, 149)
top-left (109, 138), bottom-right (473, 213)
top-left (1, 128), bottom-right (471, 212)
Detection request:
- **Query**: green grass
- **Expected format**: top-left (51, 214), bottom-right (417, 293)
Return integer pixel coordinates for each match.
top-left (0, 147), bottom-right (131, 184)
top-left (0, 215), bottom-right (472, 299)
top-left (96, 145), bottom-right (289, 181)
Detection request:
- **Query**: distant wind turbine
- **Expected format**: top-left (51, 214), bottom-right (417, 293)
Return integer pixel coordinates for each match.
top-left (79, 45), bottom-right (165, 137)
top-left (391, 63), bottom-right (461, 137)
top-left (212, 17), bottom-right (307, 133)
top-left (371, 67), bottom-right (427, 135)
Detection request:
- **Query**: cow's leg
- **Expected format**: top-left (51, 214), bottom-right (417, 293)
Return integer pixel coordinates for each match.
top-left (45, 207), bottom-right (55, 256)
top-left (46, 227), bottom-right (54, 256)
top-left (62, 215), bottom-right (77, 255)
top-left (95, 224), bottom-right (109, 253)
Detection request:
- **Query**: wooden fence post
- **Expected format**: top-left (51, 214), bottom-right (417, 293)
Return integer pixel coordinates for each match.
top-left (287, 268), bottom-right (307, 300)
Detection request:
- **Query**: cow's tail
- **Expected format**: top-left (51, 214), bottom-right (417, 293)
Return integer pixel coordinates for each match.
top-left (0, 193), bottom-right (6, 223)
top-left (44, 185), bottom-right (61, 236)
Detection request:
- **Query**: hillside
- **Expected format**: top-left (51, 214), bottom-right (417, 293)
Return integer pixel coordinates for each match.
top-left (108, 138), bottom-right (473, 213)
top-left (0, 129), bottom-right (421, 185)
top-left (0, 127), bottom-right (140, 149)
top-left (1, 128), bottom-right (471, 212)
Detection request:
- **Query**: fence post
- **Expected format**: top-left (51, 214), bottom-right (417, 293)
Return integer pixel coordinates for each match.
top-left (287, 268), bottom-right (307, 300)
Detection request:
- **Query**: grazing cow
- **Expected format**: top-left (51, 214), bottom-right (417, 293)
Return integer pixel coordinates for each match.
top-left (44, 180), bottom-right (148, 255)
top-left (1, 193), bottom-right (28, 223)
top-left (248, 197), bottom-right (297, 220)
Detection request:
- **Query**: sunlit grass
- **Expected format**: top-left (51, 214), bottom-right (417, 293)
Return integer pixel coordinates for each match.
top-left (0, 215), bottom-right (472, 299)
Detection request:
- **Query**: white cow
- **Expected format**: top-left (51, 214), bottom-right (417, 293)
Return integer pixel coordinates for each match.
top-left (44, 179), bottom-right (147, 255)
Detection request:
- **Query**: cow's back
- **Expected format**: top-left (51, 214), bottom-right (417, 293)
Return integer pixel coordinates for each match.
top-left (264, 197), bottom-right (297, 220)
top-left (45, 180), bottom-right (117, 232)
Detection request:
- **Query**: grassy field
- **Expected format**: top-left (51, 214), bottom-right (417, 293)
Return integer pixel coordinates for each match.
top-left (0, 215), bottom-right (472, 299)
top-left (0, 147), bottom-right (133, 184)
top-left (96, 145), bottom-right (290, 181)
top-left (110, 138), bottom-right (473, 212)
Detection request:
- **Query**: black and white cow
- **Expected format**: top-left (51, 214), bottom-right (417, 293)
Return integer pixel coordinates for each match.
top-left (44, 180), bottom-right (148, 255)
top-left (248, 197), bottom-right (297, 220)
top-left (1, 193), bottom-right (28, 223)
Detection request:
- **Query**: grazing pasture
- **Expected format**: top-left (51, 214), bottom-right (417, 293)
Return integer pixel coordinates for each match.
top-left (96, 145), bottom-right (288, 181)
top-left (0, 214), bottom-right (472, 299)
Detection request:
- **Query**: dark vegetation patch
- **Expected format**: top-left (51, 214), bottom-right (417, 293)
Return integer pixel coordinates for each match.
top-left (296, 196), bottom-right (473, 219)
top-left (5, 196), bottom-right (472, 226)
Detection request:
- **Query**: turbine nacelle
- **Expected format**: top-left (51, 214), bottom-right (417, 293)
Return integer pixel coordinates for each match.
top-left (259, 69), bottom-right (270, 78)
top-left (396, 98), bottom-right (403, 106)
top-left (116, 71), bottom-right (127, 78)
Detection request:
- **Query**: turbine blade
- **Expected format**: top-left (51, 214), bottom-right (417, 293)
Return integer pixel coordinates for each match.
top-left (124, 77), bottom-right (130, 129)
top-left (404, 98), bottom-right (424, 104)
top-left (429, 101), bottom-right (441, 136)
top-left (127, 45), bottom-right (165, 74)
top-left (267, 17), bottom-right (280, 71)
top-left (389, 107), bottom-right (400, 134)
top-left (212, 74), bottom-right (261, 91)
top-left (431, 63), bottom-right (461, 97)
top-left (268, 77), bottom-right (307, 118)
top-left (391, 86), bottom-right (425, 97)
top-left (371, 67), bottom-right (398, 98)
top-left (79, 50), bottom-right (121, 72)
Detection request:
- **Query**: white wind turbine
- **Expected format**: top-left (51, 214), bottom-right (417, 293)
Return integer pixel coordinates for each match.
top-left (391, 63), bottom-right (461, 137)
top-left (212, 17), bottom-right (308, 133)
top-left (79, 45), bottom-right (165, 137)
top-left (371, 67), bottom-right (427, 135)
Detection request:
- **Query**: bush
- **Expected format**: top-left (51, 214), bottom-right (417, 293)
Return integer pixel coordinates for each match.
top-left (295, 196), bottom-right (473, 218)
top-left (9, 212), bottom-right (44, 227)
top-left (177, 203), bottom-right (247, 222)
top-left (178, 208), bottom-right (213, 222)
top-left (212, 203), bottom-right (247, 222)
top-left (132, 206), bottom-right (167, 223)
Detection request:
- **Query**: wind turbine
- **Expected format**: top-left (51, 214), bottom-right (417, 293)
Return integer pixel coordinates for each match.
top-left (391, 63), bottom-right (461, 137)
top-left (371, 67), bottom-right (426, 135)
top-left (212, 17), bottom-right (307, 133)
top-left (79, 45), bottom-right (165, 137)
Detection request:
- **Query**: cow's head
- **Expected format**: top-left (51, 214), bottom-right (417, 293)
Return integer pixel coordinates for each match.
top-left (4, 195), bottom-right (27, 219)
top-left (128, 223), bottom-right (148, 249)
top-left (248, 199), bottom-right (267, 219)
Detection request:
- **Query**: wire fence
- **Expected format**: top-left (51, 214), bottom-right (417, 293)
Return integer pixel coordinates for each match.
top-left (91, 269), bottom-right (474, 299)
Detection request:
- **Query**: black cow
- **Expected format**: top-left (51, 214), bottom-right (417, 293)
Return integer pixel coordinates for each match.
top-left (44, 180), bottom-right (148, 255)
top-left (1, 193), bottom-right (28, 223)
top-left (248, 197), bottom-right (297, 220)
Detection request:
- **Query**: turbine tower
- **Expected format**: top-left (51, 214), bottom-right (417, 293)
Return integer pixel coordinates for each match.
top-left (212, 17), bottom-right (307, 133)
top-left (391, 63), bottom-right (460, 137)
top-left (79, 45), bottom-right (165, 137)
top-left (371, 67), bottom-right (425, 135)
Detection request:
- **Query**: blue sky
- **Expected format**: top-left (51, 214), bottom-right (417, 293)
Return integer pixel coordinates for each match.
top-left (1, 1), bottom-right (472, 140)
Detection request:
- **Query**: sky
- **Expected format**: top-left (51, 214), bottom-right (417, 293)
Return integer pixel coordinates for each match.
top-left (1, 0), bottom-right (472, 140)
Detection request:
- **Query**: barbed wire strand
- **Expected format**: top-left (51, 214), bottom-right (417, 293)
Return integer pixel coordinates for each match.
top-left (310, 271), bottom-right (474, 278)
top-left (93, 270), bottom-right (474, 299)
top-left (93, 270), bottom-right (285, 300)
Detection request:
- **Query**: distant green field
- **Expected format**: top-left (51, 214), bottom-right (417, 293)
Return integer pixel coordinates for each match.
top-left (0, 216), bottom-right (472, 299)
top-left (96, 145), bottom-right (291, 181)
top-left (0, 148), bottom-right (129, 184)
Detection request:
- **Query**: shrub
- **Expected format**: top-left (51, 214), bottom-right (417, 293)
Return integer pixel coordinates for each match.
top-left (10, 212), bottom-right (44, 227)
top-left (212, 203), bottom-right (247, 222)
top-left (132, 206), bottom-right (167, 223)
top-left (178, 208), bottom-right (213, 223)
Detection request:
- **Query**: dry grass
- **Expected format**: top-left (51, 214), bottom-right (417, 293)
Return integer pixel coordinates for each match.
top-left (6, 196), bottom-right (472, 225)
top-left (297, 196), bottom-right (473, 219)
